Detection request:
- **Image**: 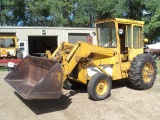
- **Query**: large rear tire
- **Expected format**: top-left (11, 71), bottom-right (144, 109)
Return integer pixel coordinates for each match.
top-left (87, 73), bottom-right (112, 101)
top-left (129, 54), bottom-right (157, 90)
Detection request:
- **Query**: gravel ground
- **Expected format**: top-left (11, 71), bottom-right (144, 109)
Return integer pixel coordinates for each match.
top-left (0, 71), bottom-right (160, 120)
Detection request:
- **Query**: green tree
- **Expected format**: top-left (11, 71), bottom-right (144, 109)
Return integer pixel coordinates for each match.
top-left (123, 0), bottom-right (145, 20)
top-left (72, 0), bottom-right (125, 27)
top-left (0, 0), bottom-right (27, 26)
top-left (0, 0), bottom-right (15, 25)
top-left (25, 0), bottom-right (51, 26)
top-left (12, 0), bottom-right (26, 25)
top-left (145, 7), bottom-right (160, 41)
top-left (72, 0), bottom-right (97, 27)
top-left (49, 0), bottom-right (74, 27)
top-left (0, 0), bottom-right (160, 43)
top-left (96, 0), bottom-right (125, 19)
top-left (143, 0), bottom-right (160, 41)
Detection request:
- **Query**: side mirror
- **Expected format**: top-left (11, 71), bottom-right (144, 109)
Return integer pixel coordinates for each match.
top-left (143, 38), bottom-right (148, 43)
top-left (118, 29), bottom-right (124, 34)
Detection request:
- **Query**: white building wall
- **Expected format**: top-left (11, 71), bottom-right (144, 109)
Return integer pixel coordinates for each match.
top-left (0, 27), bottom-right (96, 56)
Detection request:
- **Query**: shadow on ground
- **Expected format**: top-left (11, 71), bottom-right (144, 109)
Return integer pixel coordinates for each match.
top-left (112, 78), bottom-right (133, 89)
top-left (14, 78), bottom-right (133, 115)
top-left (14, 91), bottom-right (77, 115)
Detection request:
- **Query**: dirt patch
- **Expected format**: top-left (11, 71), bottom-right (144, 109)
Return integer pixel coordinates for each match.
top-left (0, 71), bottom-right (160, 120)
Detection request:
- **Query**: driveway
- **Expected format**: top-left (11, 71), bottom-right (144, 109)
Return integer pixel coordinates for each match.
top-left (0, 71), bottom-right (160, 120)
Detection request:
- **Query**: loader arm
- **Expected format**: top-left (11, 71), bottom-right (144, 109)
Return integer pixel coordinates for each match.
top-left (4, 18), bottom-right (157, 101)
top-left (51, 42), bottom-right (115, 81)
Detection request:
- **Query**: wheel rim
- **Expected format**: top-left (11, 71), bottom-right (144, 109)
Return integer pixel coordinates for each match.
top-left (96, 79), bottom-right (108, 96)
top-left (142, 63), bottom-right (154, 83)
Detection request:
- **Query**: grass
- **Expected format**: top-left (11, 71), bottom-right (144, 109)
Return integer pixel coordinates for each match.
top-left (156, 60), bottom-right (160, 74)
top-left (0, 66), bottom-right (7, 71)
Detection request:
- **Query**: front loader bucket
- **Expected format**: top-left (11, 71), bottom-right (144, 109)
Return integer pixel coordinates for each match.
top-left (4, 56), bottom-right (63, 100)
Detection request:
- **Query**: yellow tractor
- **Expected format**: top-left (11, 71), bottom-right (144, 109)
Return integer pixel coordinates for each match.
top-left (0, 35), bottom-right (23, 70)
top-left (4, 18), bottom-right (157, 101)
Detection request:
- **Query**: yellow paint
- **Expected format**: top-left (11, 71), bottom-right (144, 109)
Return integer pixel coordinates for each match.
top-left (142, 63), bottom-right (154, 83)
top-left (96, 79), bottom-right (108, 95)
top-left (0, 36), bottom-right (18, 57)
top-left (1, 49), bottom-right (7, 55)
top-left (45, 18), bottom-right (146, 85)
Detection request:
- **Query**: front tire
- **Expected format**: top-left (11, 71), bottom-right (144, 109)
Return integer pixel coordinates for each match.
top-left (87, 73), bottom-right (112, 101)
top-left (129, 54), bottom-right (157, 90)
